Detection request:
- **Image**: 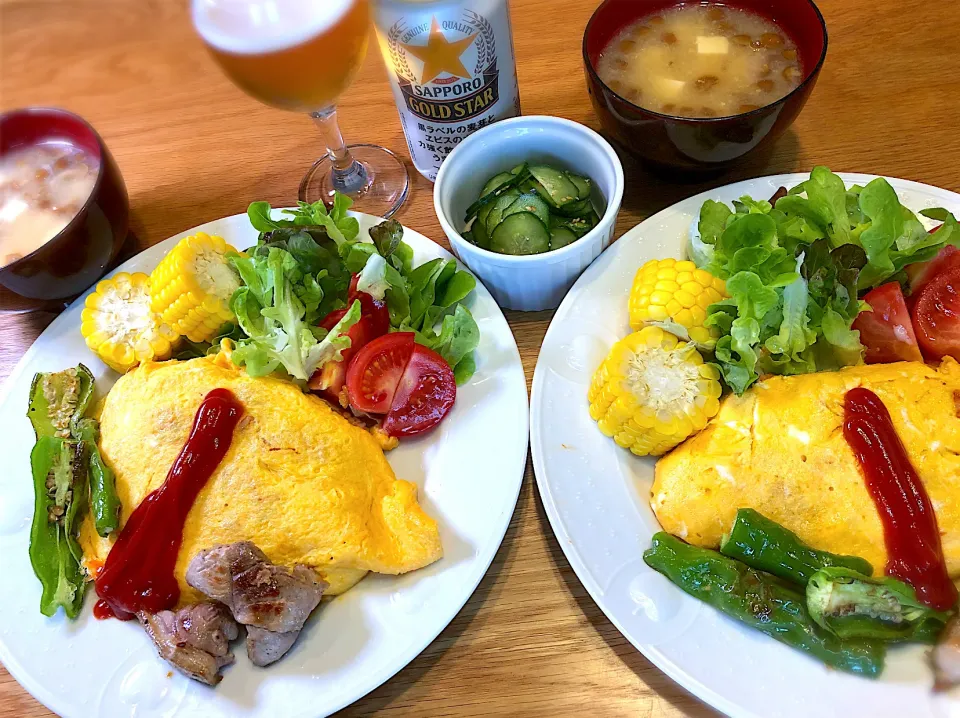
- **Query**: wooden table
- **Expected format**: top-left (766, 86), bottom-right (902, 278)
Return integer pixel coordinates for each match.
top-left (3, 0), bottom-right (960, 715)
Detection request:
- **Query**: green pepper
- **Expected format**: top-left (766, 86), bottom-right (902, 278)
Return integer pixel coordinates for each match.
top-left (29, 436), bottom-right (87, 618)
top-left (644, 532), bottom-right (885, 677)
top-left (27, 364), bottom-right (95, 440)
top-left (720, 508), bottom-right (874, 585)
top-left (807, 567), bottom-right (951, 643)
top-left (74, 417), bottom-right (120, 536)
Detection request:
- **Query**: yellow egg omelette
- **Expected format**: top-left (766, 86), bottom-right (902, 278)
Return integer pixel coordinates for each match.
top-left (652, 358), bottom-right (960, 576)
top-left (80, 351), bottom-right (443, 603)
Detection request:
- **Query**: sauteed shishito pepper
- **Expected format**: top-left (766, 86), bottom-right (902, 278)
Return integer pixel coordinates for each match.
top-left (29, 436), bottom-right (87, 618)
top-left (74, 417), bottom-right (120, 536)
top-left (26, 365), bottom-right (124, 617)
top-left (28, 364), bottom-right (121, 539)
top-left (644, 532), bottom-right (885, 677)
top-left (807, 567), bottom-right (952, 643)
top-left (27, 364), bottom-right (94, 440)
top-left (720, 508), bottom-right (874, 585)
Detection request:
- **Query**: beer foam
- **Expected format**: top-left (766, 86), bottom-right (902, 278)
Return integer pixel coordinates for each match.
top-left (193, 0), bottom-right (356, 55)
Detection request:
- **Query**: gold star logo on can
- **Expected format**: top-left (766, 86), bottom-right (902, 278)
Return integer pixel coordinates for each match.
top-left (374, 1), bottom-right (522, 181)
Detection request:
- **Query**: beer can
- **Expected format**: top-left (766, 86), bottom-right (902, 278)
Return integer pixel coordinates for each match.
top-left (372, 0), bottom-right (522, 181)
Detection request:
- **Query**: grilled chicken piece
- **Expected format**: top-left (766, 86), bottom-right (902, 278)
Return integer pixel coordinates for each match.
top-left (186, 542), bottom-right (269, 604)
top-left (934, 616), bottom-right (960, 690)
top-left (230, 562), bottom-right (326, 632)
top-left (186, 541), bottom-right (328, 666)
top-left (137, 603), bottom-right (239, 685)
top-left (246, 626), bottom-right (301, 667)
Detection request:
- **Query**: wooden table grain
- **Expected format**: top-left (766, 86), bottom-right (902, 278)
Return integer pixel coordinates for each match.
top-left (3, 0), bottom-right (960, 715)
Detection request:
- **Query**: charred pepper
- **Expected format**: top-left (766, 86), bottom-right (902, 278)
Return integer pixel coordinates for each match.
top-left (27, 364), bottom-right (94, 440)
top-left (807, 567), bottom-right (952, 643)
top-left (644, 532), bottom-right (885, 677)
top-left (720, 508), bottom-right (873, 585)
top-left (25, 364), bottom-right (120, 617)
top-left (29, 436), bottom-right (87, 618)
top-left (74, 418), bottom-right (120, 536)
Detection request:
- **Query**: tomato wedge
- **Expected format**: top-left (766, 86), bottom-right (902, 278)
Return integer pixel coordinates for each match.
top-left (913, 267), bottom-right (960, 361)
top-left (381, 344), bottom-right (456, 438)
top-left (345, 333), bottom-right (416, 414)
top-left (345, 333), bottom-right (457, 438)
top-left (906, 244), bottom-right (960, 298)
top-left (308, 278), bottom-right (391, 401)
top-left (852, 282), bottom-right (923, 364)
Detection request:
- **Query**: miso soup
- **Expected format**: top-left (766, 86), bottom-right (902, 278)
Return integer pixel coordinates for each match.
top-left (0, 143), bottom-right (99, 267)
top-left (596, 4), bottom-right (803, 118)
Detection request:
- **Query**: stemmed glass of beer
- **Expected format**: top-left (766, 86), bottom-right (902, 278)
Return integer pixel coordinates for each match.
top-left (192, 0), bottom-right (408, 218)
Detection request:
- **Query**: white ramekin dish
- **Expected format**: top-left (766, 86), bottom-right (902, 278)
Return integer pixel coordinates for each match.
top-left (434, 115), bottom-right (624, 311)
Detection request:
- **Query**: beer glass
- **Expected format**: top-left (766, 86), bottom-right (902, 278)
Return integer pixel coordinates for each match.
top-left (193, 0), bottom-right (409, 218)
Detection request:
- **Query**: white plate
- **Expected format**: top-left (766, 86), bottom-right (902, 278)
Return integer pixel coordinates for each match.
top-left (531, 174), bottom-right (960, 718)
top-left (0, 212), bottom-right (529, 718)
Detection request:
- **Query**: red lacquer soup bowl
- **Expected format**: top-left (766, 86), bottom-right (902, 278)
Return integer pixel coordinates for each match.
top-left (583, 0), bottom-right (828, 173)
top-left (0, 108), bottom-right (129, 308)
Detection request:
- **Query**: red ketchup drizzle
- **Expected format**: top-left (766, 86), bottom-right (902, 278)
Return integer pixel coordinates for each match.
top-left (843, 387), bottom-right (957, 611)
top-left (94, 388), bottom-right (244, 620)
top-left (93, 599), bottom-right (116, 620)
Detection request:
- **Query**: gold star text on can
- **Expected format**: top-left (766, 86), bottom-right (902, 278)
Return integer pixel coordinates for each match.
top-left (372, 0), bottom-right (522, 181)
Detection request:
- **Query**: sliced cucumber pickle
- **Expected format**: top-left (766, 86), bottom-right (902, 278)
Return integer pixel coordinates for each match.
top-left (464, 170), bottom-right (529, 221)
top-left (549, 227), bottom-right (578, 250)
top-left (567, 173), bottom-right (592, 201)
top-left (485, 190), bottom-right (522, 236)
top-left (477, 202), bottom-right (494, 228)
top-left (481, 172), bottom-right (515, 198)
top-left (529, 165), bottom-right (579, 207)
top-left (502, 192), bottom-right (551, 225)
top-left (552, 215), bottom-right (593, 237)
top-left (555, 198), bottom-right (593, 218)
top-left (490, 212), bottom-right (550, 255)
top-left (472, 213), bottom-right (490, 249)
top-left (519, 178), bottom-right (541, 195)
top-left (466, 162), bottom-right (601, 255)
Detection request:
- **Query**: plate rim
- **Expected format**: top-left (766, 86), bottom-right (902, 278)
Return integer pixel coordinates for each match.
top-left (530, 172), bottom-right (960, 718)
top-left (0, 210), bottom-right (530, 718)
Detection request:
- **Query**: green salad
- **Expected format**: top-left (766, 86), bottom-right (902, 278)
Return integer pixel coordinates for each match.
top-left (691, 166), bottom-right (960, 393)
top-left (180, 193), bottom-right (481, 386)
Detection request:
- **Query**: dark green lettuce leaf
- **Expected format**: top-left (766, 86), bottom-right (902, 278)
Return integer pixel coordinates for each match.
top-left (698, 199), bottom-right (732, 245)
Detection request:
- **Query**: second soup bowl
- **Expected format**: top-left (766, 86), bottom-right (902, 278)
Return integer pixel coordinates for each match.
top-left (583, 0), bottom-right (828, 173)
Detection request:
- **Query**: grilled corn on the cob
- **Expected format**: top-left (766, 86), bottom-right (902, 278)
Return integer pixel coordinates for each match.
top-left (150, 232), bottom-right (240, 343)
top-left (80, 272), bottom-right (179, 373)
top-left (588, 326), bottom-right (722, 456)
top-left (629, 258), bottom-right (728, 349)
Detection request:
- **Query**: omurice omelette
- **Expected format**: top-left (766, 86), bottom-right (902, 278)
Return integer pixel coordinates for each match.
top-left (652, 358), bottom-right (960, 577)
top-left (80, 350), bottom-right (443, 604)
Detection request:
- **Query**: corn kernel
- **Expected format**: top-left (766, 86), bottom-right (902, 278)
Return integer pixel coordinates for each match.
top-left (647, 304), bottom-right (669, 321)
